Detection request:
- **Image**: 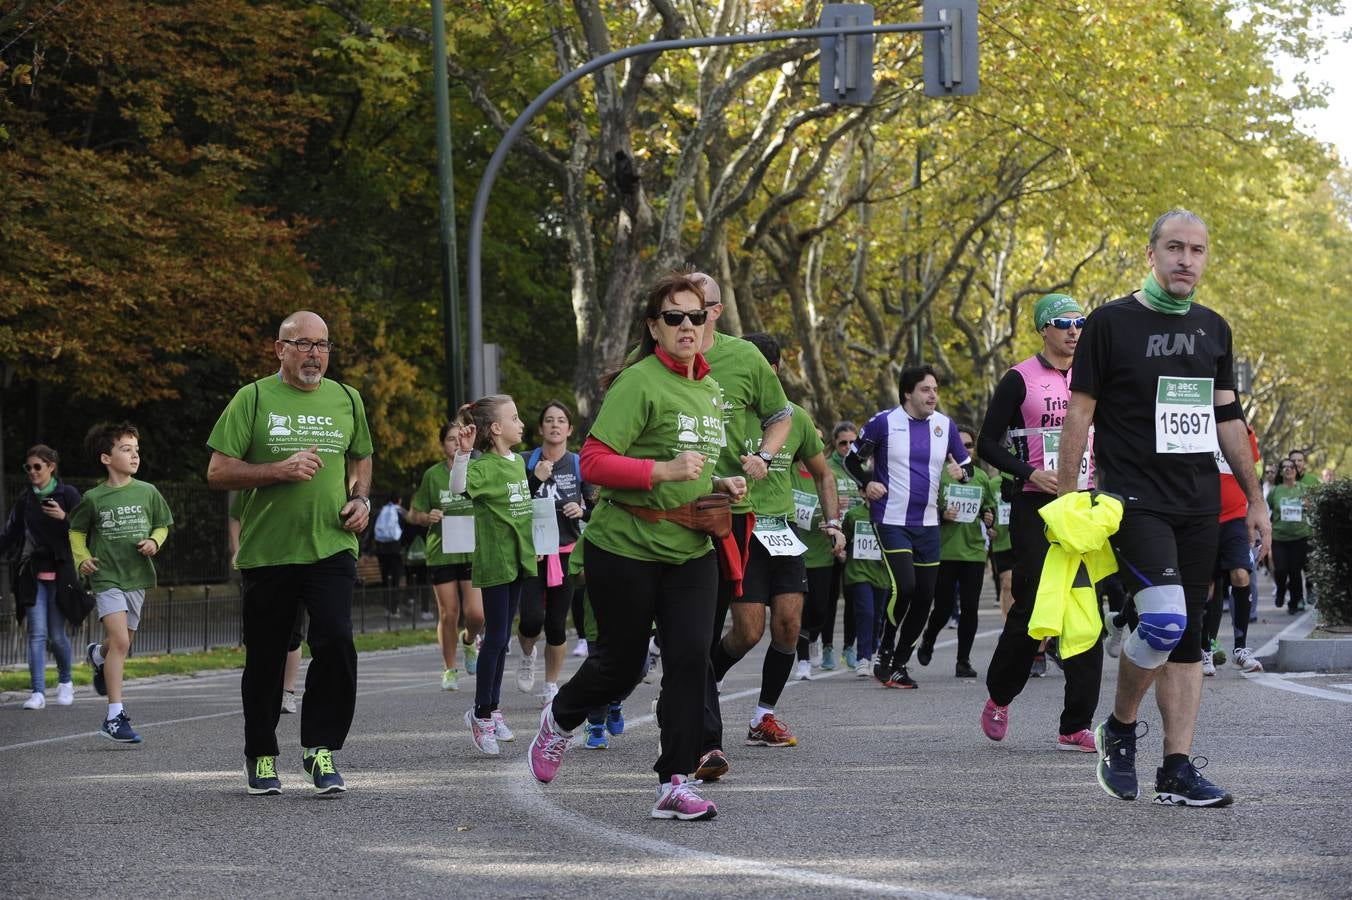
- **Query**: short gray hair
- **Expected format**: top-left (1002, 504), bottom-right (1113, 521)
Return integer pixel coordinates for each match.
top-left (1148, 208), bottom-right (1207, 248)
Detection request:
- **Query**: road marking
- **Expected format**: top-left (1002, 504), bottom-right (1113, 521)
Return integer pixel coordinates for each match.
top-left (1250, 610), bottom-right (1312, 659)
top-left (506, 628), bottom-right (1003, 900)
top-left (1332, 684), bottom-right (1352, 692)
top-left (1243, 673), bottom-right (1352, 704)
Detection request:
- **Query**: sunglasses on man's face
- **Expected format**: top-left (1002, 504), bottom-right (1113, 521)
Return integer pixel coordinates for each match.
top-left (658, 309), bottom-right (709, 327)
top-left (1046, 317), bottom-right (1086, 330)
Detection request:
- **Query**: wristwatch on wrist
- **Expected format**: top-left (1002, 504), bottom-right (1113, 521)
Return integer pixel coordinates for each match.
top-left (825, 518), bottom-right (842, 530)
top-left (754, 450), bottom-right (774, 465)
top-left (350, 495), bottom-right (371, 509)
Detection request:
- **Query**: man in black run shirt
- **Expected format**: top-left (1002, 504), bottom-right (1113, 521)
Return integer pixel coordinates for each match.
top-left (1057, 209), bottom-right (1271, 808)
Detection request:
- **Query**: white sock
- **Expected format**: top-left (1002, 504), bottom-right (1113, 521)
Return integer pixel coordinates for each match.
top-left (751, 705), bottom-right (773, 727)
top-left (92, 645), bottom-right (105, 666)
top-left (107, 702), bottom-right (123, 720)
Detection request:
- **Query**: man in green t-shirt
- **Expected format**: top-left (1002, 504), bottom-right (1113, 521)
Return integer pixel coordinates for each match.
top-left (706, 333), bottom-right (843, 750)
top-left (206, 310), bottom-right (374, 797)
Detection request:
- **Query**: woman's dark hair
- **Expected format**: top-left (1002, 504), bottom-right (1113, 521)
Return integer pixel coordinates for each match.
top-left (538, 399), bottom-right (574, 428)
top-left (599, 271), bottom-right (706, 390)
top-left (832, 421), bottom-right (857, 440)
top-left (438, 421), bottom-right (458, 443)
top-left (25, 444), bottom-right (59, 469)
top-left (898, 364), bottom-right (938, 399)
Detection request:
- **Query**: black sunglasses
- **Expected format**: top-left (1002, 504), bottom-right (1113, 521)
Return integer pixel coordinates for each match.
top-left (23, 462), bottom-right (47, 472)
top-left (657, 309), bottom-right (709, 327)
top-left (1046, 317), bottom-right (1086, 330)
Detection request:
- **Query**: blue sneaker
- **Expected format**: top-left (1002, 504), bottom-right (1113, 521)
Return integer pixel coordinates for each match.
top-left (101, 711), bottom-right (142, 744)
top-left (302, 748), bottom-right (347, 794)
top-left (842, 646), bottom-right (858, 669)
top-left (1095, 719), bottom-right (1145, 801)
top-left (821, 646), bottom-right (838, 670)
top-left (87, 643), bottom-right (107, 697)
top-left (1154, 757), bottom-right (1234, 808)
top-left (246, 756), bottom-right (282, 795)
top-left (605, 702), bottom-right (625, 736)
top-left (585, 722), bottom-right (609, 749)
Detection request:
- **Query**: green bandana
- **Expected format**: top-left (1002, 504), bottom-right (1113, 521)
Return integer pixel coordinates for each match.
top-left (1141, 272), bottom-right (1193, 316)
top-left (33, 478), bottom-right (58, 500)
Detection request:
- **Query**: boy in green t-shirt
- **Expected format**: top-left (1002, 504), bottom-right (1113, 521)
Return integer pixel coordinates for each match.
top-left (70, 422), bottom-right (174, 744)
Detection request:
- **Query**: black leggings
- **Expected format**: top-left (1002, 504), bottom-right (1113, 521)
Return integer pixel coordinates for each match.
top-left (878, 548), bottom-right (940, 668)
top-left (519, 552), bottom-right (572, 646)
top-left (553, 544), bottom-right (716, 782)
top-left (924, 560), bottom-right (984, 664)
top-left (798, 565), bottom-right (834, 659)
top-left (819, 561), bottom-right (853, 649)
top-left (1272, 538), bottom-right (1308, 608)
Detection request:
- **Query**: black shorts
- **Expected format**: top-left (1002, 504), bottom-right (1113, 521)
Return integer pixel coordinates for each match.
top-left (1112, 509), bottom-right (1217, 665)
top-left (989, 549), bottom-right (1015, 575)
top-left (1214, 517), bottom-right (1252, 575)
top-left (739, 532), bottom-right (809, 604)
top-left (431, 562), bottom-right (473, 585)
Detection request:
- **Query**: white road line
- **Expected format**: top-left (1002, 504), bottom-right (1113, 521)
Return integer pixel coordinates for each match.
top-left (504, 628), bottom-right (1004, 900)
top-left (1243, 673), bottom-right (1352, 704)
top-left (1250, 610), bottom-right (1312, 658)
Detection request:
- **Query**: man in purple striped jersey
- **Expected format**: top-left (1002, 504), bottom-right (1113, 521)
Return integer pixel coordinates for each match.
top-left (845, 365), bottom-right (973, 688)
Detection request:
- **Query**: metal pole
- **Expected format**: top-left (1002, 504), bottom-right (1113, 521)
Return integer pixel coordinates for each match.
top-left (431, 0), bottom-right (465, 416)
top-left (465, 20), bottom-right (948, 397)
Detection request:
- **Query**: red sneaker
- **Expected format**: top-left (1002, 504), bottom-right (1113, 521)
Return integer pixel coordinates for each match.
top-left (746, 713), bottom-right (798, 747)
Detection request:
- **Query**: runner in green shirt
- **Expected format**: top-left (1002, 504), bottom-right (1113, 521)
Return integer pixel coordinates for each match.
top-left (407, 418), bottom-right (485, 692)
top-left (826, 421), bottom-right (863, 667)
top-left (206, 310), bottom-right (373, 796)
top-left (1267, 460), bottom-right (1313, 613)
top-left (987, 469), bottom-right (1015, 617)
top-left (69, 422), bottom-right (172, 745)
top-left (842, 503), bottom-right (889, 675)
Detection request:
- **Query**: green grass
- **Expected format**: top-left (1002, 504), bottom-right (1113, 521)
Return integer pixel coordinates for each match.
top-left (2, 629), bottom-right (439, 693)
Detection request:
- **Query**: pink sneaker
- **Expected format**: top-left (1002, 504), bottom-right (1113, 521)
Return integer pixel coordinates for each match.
top-left (528, 704), bottom-right (572, 783)
top-left (464, 709), bottom-right (499, 755)
top-left (651, 775), bottom-right (717, 821)
top-left (981, 698), bottom-right (1009, 741)
top-left (1057, 728), bottom-right (1097, 752)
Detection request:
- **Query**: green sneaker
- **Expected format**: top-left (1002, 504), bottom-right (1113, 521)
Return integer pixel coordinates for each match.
top-left (442, 668), bottom-right (460, 691)
top-left (302, 748), bottom-right (347, 794)
top-left (461, 629), bottom-right (481, 675)
top-left (1209, 639), bottom-right (1227, 667)
top-left (246, 755), bottom-right (282, 795)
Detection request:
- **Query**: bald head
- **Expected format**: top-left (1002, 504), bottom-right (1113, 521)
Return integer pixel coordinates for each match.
top-left (689, 273), bottom-right (722, 307)
top-left (279, 310), bottom-right (327, 340)
top-left (275, 309), bottom-right (330, 390)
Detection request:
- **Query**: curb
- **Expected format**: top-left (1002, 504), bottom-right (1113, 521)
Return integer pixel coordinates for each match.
top-left (1274, 636), bottom-right (1352, 673)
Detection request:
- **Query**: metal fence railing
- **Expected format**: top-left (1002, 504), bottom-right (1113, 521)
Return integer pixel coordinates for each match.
top-left (1, 583), bottom-right (438, 672)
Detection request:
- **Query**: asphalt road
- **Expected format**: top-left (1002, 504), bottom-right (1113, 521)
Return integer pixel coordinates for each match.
top-left (3, 586), bottom-right (1349, 899)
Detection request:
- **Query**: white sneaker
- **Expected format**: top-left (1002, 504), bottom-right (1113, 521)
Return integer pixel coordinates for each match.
top-left (1233, 647), bottom-right (1264, 673)
top-left (572, 638), bottom-right (589, 658)
top-left (22, 692), bottom-right (45, 710)
top-left (279, 691), bottom-right (298, 714)
top-left (55, 682), bottom-right (74, 706)
top-left (794, 660), bottom-right (811, 681)
top-left (809, 639), bottom-right (823, 668)
top-left (465, 709), bottom-right (500, 755)
top-left (1104, 623), bottom-right (1127, 659)
top-left (539, 681), bottom-right (559, 708)
top-left (1201, 650), bottom-right (1216, 676)
top-left (517, 646), bottom-right (538, 693)
top-left (492, 709), bottom-right (515, 742)
top-left (855, 657), bottom-right (872, 677)
top-left (643, 637), bottom-right (661, 684)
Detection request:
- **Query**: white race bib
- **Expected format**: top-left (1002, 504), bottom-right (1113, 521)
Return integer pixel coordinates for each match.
top-left (1042, 430), bottom-right (1091, 490)
top-left (441, 514), bottom-right (475, 553)
top-left (997, 502), bottom-right (1011, 526)
top-left (792, 489), bottom-right (819, 531)
top-left (851, 521), bottom-right (882, 561)
top-left (752, 516), bottom-right (808, 557)
top-left (1279, 498), bottom-right (1303, 523)
top-left (532, 497), bottom-right (559, 555)
top-left (944, 483), bottom-right (983, 524)
top-left (1155, 376), bottom-right (1218, 454)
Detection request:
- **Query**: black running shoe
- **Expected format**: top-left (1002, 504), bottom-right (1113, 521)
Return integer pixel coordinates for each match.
top-left (87, 642), bottom-right (107, 697)
top-left (246, 756), bottom-right (282, 795)
top-left (954, 660), bottom-right (978, 678)
top-left (1029, 654), bottom-right (1047, 678)
top-left (873, 655), bottom-right (892, 685)
top-left (916, 642), bottom-right (934, 667)
top-left (302, 748), bottom-right (347, 794)
top-left (1154, 757), bottom-right (1234, 808)
top-left (884, 666), bottom-right (918, 689)
top-left (1094, 719), bottom-right (1145, 801)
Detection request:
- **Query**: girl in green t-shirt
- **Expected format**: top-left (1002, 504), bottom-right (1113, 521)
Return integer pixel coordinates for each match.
top-left (408, 418), bottom-right (485, 693)
top-left (1267, 459), bottom-right (1312, 613)
top-left (450, 394), bottom-right (535, 755)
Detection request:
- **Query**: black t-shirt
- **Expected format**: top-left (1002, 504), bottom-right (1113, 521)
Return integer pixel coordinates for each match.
top-left (1070, 294), bottom-right (1235, 514)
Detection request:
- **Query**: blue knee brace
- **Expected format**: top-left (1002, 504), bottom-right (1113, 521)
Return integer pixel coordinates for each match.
top-left (1123, 584), bottom-right (1187, 669)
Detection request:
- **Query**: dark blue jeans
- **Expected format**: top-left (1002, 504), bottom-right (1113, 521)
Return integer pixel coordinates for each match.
top-left (849, 582), bottom-right (889, 661)
top-left (476, 576), bottom-right (524, 717)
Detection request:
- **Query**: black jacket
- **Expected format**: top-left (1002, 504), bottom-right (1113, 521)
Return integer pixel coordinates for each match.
top-left (1, 482), bottom-right (82, 621)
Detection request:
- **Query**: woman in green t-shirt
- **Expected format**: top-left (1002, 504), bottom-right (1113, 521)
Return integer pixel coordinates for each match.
top-left (450, 395), bottom-right (535, 755)
top-left (527, 271), bottom-right (745, 822)
top-left (407, 418), bottom-right (485, 693)
top-left (1267, 459), bottom-right (1313, 613)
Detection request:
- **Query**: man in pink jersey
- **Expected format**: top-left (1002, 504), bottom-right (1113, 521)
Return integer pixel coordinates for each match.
top-left (975, 294), bottom-right (1103, 752)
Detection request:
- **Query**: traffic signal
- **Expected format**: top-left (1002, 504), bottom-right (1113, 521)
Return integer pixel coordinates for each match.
top-left (819, 3), bottom-right (874, 105)
top-left (923, 0), bottom-right (979, 97)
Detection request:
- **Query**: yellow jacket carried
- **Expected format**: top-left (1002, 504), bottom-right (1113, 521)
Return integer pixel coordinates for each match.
top-left (1029, 491), bottom-right (1123, 658)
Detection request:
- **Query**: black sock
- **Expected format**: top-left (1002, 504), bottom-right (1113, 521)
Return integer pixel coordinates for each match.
top-left (1231, 583), bottom-right (1252, 646)
top-left (1163, 752), bottom-right (1190, 771)
top-left (796, 631), bottom-right (809, 661)
top-left (1107, 714), bottom-right (1135, 734)
top-left (712, 635), bottom-right (744, 681)
top-left (757, 646), bottom-right (796, 708)
top-left (474, 704), bottom-right (491, 719)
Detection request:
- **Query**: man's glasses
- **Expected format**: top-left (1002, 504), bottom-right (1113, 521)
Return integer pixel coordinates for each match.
top-left (657, 309), bottom-right (709, 327)
top-left (23, 463), bottom-right (47, 472)
top-left (279, 339), bottom-right (336, 353)
top-left (1046, 317), bottom-right (1086, 330)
